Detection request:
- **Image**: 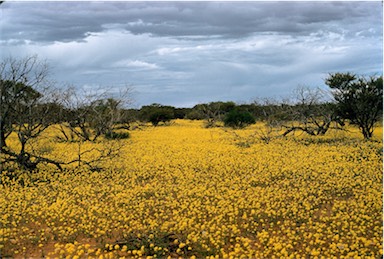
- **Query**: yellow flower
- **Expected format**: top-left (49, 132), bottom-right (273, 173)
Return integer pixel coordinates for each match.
top-left (1, 120), bottom-right (382, 258)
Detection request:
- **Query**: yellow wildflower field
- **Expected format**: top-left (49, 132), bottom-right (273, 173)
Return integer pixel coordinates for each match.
top-left (1, 120), bottom-right (382, 258)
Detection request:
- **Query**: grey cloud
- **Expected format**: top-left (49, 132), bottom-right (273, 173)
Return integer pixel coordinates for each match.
top-left (1, 1), bottom-right (381, 44)
top-left (0, 1), bottom-right (381, 108)
top-left (121, 2), bottom-right (381, 38)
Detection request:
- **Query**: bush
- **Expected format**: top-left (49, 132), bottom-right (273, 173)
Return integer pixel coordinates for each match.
top-left (149, 110), bottom-right (174, 126)
top-left (224, 109), bottom-right (256, 129)
top-left (139, 104), bottom-right (175, 126)
top-left (104, 131), bottom-right (130, 140)
top-left (185, 110), bottom-right (205, 120)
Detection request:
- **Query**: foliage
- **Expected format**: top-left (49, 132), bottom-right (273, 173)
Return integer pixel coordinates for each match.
top-left (0, 120), bottom-right (382, 258)
top-left (149, 110), bottom-right (173, 126)
top-left (185, 109), bottom-right (205, 120)
top-left (174, 107), bottom-right (191, 119)
top-left (140, 103), bottom-right (175, 126)
top-left (104, 130), bottom-right (130, 140)
top-left (224, 109), bottom-right (256, 128)
top-left (326, 73), bottom-right (383, 139)
top-left (194, 101), bottom-right (236, 128)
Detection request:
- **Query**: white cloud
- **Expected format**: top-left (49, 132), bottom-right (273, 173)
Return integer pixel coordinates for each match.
top-left (112, 59), bottom-right (160, 70)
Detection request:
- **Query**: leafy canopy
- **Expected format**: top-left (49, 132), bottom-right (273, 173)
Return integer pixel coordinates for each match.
top-left (325, 72), bottom-right (383, 139)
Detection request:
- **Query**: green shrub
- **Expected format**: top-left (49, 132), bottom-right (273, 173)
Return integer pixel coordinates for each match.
top-left (224, 109), bottom-right (256, 129)
top-left (149, 110), bottom-right (174, 126)
top-left (139, 104), bottom-right (175, 126)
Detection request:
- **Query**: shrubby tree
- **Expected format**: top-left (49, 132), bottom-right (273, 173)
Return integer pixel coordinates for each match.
top-left (250, 99), bottom-right (286, 143)
top-left (174, 108), bottom-right (191, 119)
top-left (0, 55), bottom-right (132, 172)
top-left (194, 101), bottom-right (236, 127)
top-left (0, 55), bottom-right (63, 170)
top-left (253, 98), bottom-right (292, 125)
top-left (325, 73), bottom-right (383, 139)
top-left (224, 109), bottom-right (256, 129)
top-left (120, 108), bottom-right (141, 128)
top-left (57, 86), bottom-right (132, 141)
top-left (185, 109), bottom-right (205, 120)
top-left (140, 103), bottom-right (175, 126)
top-left (281, 86), bottom-right (342, 136)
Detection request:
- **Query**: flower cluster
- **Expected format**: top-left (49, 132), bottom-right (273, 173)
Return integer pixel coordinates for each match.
top-left (1, 120), bottom-right (382, 258)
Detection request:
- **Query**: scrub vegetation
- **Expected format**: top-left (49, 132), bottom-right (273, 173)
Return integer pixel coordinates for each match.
top-left (0, 56), bottom-right (382, 258)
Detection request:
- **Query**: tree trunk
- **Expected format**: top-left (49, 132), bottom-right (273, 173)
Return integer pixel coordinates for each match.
top-left (0, 119), bottom-right (7, 149)
top-left (0, 130), bottom-right (6, 149)
top-left (362, 125), bottom-right (373, 139)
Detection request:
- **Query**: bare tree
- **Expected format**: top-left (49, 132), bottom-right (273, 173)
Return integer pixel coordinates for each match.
top-left (195, 101), bottom-right (235, 128)
top-left (0, 56), bottom-right (132, 172)
top-left (0, 55), bottom-right (65, 170)
top-left (52, 86), bottom-right (132, 172)
top-left (57, 86), bottom-right (132, 142)
top-left (0, 55), bottom-right (51, 148)
top-left (281, 86), bottom-right (342, 136)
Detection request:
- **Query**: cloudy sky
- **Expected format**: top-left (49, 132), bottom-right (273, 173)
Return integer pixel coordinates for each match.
top-left (0, 1), bottom-right (382, 107)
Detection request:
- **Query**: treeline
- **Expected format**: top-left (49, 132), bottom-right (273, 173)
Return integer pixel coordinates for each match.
top-left (0, 55), bottom-right (382, 172)
top-left (124, 99), bottom-right (333, 128)
top-left (120, 77), bottom-right (383, 140)
top-left (50, 97), bottom-right (337, 133)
